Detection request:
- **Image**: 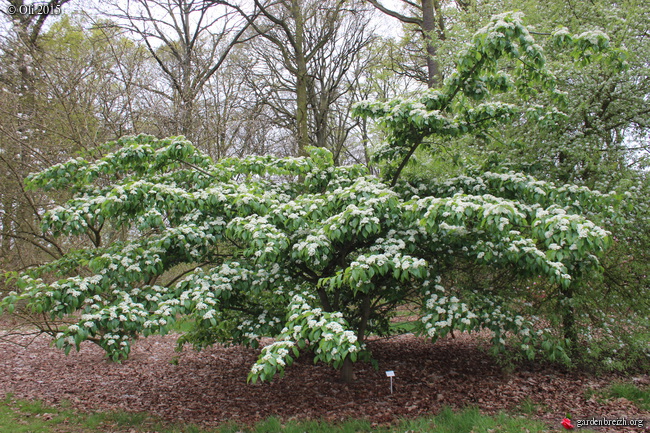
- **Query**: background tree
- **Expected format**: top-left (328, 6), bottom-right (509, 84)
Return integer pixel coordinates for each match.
top-left (365, 0), bottom-right (460, 88)
top-left (228, 0), bottom-right (375, 158)
top-left (304, 6), bottom-right (375, 164)
top-left (0, 1), bottom-right (82, 272)
top-left (104, 0), bottom-right (254, 149)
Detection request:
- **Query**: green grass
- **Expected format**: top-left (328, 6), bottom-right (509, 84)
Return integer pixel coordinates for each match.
top-left (0, 396), bottom-right (71, 433)
top-left (1, 394), bottom-right (565, 433)
top-left (600, 382), bottom-right (650, 411)
top-left (389, 320), bottom-right (419, 333)
top-left (169, 317), bottom-right (196, 333)
top-left (515, 397), bottom-right (540, 415)
top-left (398, 407), bottom-right (548, 432)
top-left (0, 394), bottom-right (203, 433)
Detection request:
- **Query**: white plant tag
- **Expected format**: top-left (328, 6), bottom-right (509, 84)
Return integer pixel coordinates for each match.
top-left (385, 371), bottom-right (395, 394)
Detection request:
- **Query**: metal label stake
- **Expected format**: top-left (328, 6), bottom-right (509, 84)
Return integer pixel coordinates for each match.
top-left (385, 370), bottom-right (395, 394)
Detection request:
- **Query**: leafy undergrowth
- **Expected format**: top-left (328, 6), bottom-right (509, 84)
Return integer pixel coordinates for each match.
top-left (0, 327), bottom-right (647, 432)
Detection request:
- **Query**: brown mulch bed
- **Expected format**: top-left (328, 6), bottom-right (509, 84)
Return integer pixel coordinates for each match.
top-left (1, 328), bottom-right (648, 432)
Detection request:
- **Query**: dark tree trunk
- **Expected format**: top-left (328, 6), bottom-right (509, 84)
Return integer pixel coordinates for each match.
top-left (561, 284), bottom-right (577, 357)
top-left (338, 294), bottom-right (372, 383)
top-left (292, 0), bottom-right (310, 156)
top-left (340, 357), bottom-right (354, 383)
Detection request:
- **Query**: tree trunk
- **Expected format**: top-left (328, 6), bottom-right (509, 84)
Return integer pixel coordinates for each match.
top-left (338, 294), bottom-right (372, 384)
top-left (293, 0), bottom-right (310, 156)
top-left (340, 356), bottom-right (354, 383)
top-left (561, 284), bottom-right (577, 357)
top-left (421, 0), bottom-right (442, 88)
top-left (179, 93), bottom-right (194, 141)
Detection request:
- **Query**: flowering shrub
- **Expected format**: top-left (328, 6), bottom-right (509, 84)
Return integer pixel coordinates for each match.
top-left (0, 12), bottom-right (619, 381)
top-left (0, 133), bottom-right (612, 381)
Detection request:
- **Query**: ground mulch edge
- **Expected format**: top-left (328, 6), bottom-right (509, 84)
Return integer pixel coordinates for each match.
top-left (1, 330), bottom-right (648, 432)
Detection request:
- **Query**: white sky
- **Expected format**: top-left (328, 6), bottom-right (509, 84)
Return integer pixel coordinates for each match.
top-left (9, 0), bottom-right (406, 40)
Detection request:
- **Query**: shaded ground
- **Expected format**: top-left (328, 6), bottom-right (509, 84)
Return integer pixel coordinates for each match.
top-left (1, 328), bottom-right (648, 432)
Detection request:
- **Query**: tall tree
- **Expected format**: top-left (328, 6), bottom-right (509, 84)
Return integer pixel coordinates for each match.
top-left (305, 7), bottom-right (375, 164)
top-left (229, 0), bottom-right (373, 157)
top-left (105, 0), bottom-right (254, 148)
top-left (365, 0), bottom-right (452, 87)
top-left (0, 0), bottom-right (72, 269)
top-left (0, 10), bottom-right (169, 271)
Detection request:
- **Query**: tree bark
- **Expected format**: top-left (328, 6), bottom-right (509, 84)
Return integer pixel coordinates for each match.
top-left (339, 294), bottom-right (371, 383)
top-left (561, 284), bottom-right (577, 357)
top-left (292, 0), bottom-right (310, 156)
top-left (366, 0), bottom-right (445, 88)
top-left (340, 356), bottom-right (354, 383)
top-left (421, 0), bottom-right (442, 88)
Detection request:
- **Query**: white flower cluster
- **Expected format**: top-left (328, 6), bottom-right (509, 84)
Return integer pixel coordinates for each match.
top-left (228, 215), bottom-right (288, 260)
top-left (413, 188), bottom-right (609, 286)
top-left (472, 297), bottom-right (544, 354)
top-left (541, 209), bottom-right (609, 240)
top-left (248, 293), bottom-right (362, 382)
top-left (250, 340), bottom-right (295, 375)
top-left (100, 333), bottom-right (130, 347)
top-left (420, 287), bottom-right (477, 340)
top-left (434, 171), bottom-right (611, 212)
top-left (576, 30), bottom-right (610, 47)
top-left (236, 310), bottom-right (283, 342)
top-left (324, 203), bottom-right (381, 237)
top-left (292, 233), bottom-right (331, 267)
top-left (353, 252), bottom-right (426, 274)
top-left (286, 293), bottom-right (358, 344)
top-left (420, 194), bottom-right (528, 226)
top-left (94, 245), bottom-right (163, 279)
